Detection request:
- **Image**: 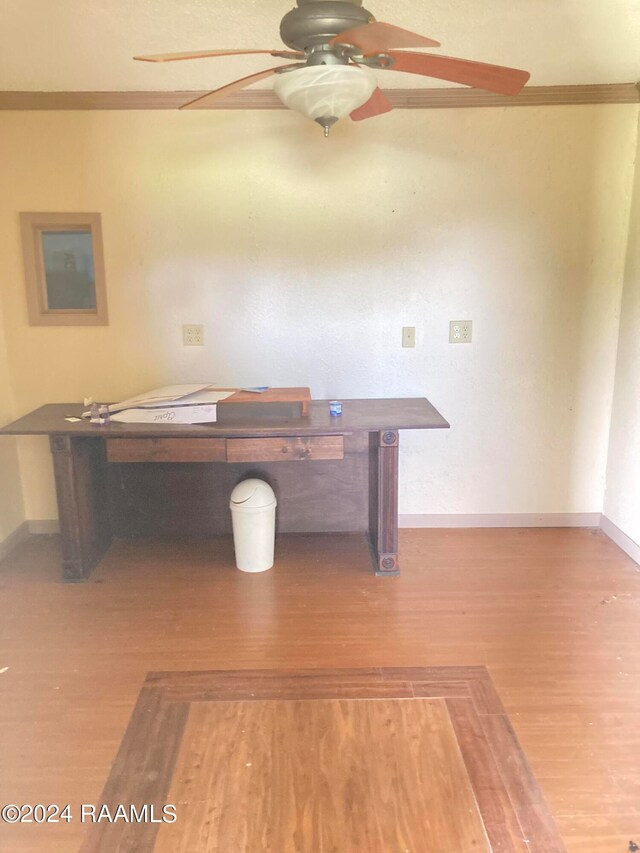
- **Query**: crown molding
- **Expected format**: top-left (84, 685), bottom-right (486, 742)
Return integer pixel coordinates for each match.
top-left (0, 83), bottom-right (637, 111)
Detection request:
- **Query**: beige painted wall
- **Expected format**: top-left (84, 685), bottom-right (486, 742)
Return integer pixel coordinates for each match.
top-left (0, 106), bottom-right (637, 521)
top-left (0, 296), bottom-right (26, 541)
top-left (604, 117), bottom-right (640, 546)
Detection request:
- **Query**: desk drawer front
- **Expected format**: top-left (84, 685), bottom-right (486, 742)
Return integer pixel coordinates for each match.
top-left (226, 436), bottom-right (344, 463)
top-left (106, 438), bottom-right (226, 463)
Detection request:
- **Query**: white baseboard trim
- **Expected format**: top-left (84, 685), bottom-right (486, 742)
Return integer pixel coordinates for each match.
top-left (28, 519), bottom-right (60, 535)
top-left (399, 512), bottom-right (602, 528)
top-left (600, 515), bottom-right (640, 566)
top-left (15, 515), bottom-right (639, 567)
top-left (0, 521), bottom-right (30, 562)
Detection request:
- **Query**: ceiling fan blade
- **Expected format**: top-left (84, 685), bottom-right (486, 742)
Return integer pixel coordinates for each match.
top-left (332, 22), bottom-right (440, 52)
top-left (383, 51), bottom-right (530, 96)
top-left (181, 66), bottom-right (290, 109)
top-left (134, 48), bottom-right (302, 63)
top-left (350, 87), bottom-right (393, 121)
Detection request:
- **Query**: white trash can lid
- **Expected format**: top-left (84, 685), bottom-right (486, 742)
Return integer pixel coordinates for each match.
top-left (230, 479), bottom-right (277, 508)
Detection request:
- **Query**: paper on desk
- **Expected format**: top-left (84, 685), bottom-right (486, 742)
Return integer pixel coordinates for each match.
top-left (82, 385), bottom-right (232, 417)
top-left (108, 384), bottom-right (211, 411)
top-left (110, 404), bottom-right (218, 424)
top-left (138, 388), bottom-right (233, 408)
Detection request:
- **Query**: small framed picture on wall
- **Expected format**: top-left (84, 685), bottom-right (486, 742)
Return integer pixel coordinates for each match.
top-left (20, 211), bottom-right (108, 326)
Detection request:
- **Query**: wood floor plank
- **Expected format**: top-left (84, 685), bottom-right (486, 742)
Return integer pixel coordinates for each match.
top-left (446, 698), bottom-right (532, 851)
top-left (156, 697), bottom-right (490, 853)
top-left (80, 688), bottom-right (189, 852)
top-left (146, 668), bottom-right (416, 702)
top-left (481, 713), bottom-right (568, 853)
top-left (557, 815), bottom-right (640, 852)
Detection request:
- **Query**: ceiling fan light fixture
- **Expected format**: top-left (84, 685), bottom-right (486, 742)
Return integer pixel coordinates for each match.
top-left (273, 64), bottom-right (377, 135)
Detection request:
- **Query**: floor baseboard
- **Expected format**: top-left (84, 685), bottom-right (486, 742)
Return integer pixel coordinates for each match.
top-left (0, 521), bottom-right (30, 562)
top-left (398, 513), bottom-right (602, 528)
top-left (600, 516), bottom-right (640, 567)
top-left (23, 514), bottom-right (605, 534)
top-left (15, 514), bottom-right (639, 568)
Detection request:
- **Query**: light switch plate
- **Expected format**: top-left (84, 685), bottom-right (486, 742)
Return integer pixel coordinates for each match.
top-left (449, 320), bottom-right (472, 344)
top-left (402, 326), bottom-right (416, 348)
top-left (183, 324), bottom-right (204, 346)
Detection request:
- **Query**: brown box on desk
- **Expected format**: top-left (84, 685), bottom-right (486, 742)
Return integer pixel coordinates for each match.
top-left (216, 387), bottom-right (311, 423)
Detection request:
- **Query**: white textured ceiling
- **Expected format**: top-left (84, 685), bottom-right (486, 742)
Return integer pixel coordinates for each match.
top-left (1, 0), bottom-right (639, 92)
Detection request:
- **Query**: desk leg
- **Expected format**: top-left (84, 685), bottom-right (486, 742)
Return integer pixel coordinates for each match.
top-left (50, 435), bottom-right (112, 581)
top-left (369, 430), bottom-right (400, 577)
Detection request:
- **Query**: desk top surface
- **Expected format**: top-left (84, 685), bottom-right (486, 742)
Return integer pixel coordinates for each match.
top-left (0, 399), bottom-right (449, 439)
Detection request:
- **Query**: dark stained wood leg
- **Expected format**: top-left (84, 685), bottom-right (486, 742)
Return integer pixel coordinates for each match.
top-left (49, 435), bottom-right (112, 581)
top-left (368, 430), bottom-right (400, 577)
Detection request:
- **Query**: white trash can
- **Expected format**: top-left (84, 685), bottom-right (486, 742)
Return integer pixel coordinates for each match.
top-left (229, 479), bottom-right (277, 573)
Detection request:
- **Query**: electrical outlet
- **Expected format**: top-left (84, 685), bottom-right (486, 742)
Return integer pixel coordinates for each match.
top-left (449, 320), bottom-right (473, 344)
top-left (182, 324), bottom-right (204, 346)
top-left (402, 326), bottom-right (416, 348)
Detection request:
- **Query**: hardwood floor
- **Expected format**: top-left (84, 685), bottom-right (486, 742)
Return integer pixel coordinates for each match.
top-left (84, 666), bottom-right (563, 852)
top-left (162, 696), bottom-right (487, 853)
top-left (0, 528), bottom-right (639, 851)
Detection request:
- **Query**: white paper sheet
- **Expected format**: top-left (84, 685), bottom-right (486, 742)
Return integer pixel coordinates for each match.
top-left (82, 385), bottom-right (233, 417)
top-left (109, 404), bottom-right (218, 424)
top-left (136, 389), bottom-right (233, 409)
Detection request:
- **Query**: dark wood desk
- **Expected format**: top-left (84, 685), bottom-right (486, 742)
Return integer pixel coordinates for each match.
top-left (1, 398), bottom-right (449, 581)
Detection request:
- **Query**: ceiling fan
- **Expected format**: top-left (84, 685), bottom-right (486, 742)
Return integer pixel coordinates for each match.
top-left (134, 0), bottom-right (531, 136)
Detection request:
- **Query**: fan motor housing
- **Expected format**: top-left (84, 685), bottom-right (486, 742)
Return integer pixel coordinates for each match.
top-left (280, 0), bottom-right (374, 50)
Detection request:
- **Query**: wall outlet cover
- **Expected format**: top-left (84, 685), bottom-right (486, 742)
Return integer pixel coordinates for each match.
top-left (449, 320), bottom-right (473, 344)
top-left (183, 324), bottom-right (204, 346)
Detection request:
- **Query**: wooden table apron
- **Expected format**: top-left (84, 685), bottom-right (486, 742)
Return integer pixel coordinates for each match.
top-left (1, 399), bottom-right (449, 581)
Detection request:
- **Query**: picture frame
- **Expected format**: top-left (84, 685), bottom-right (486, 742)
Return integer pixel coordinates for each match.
top-left (20, 212), bottom-right (108, 326)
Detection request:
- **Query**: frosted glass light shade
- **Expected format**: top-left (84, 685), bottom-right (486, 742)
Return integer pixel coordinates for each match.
top-left (273, 65), bottom-right (377, 124)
